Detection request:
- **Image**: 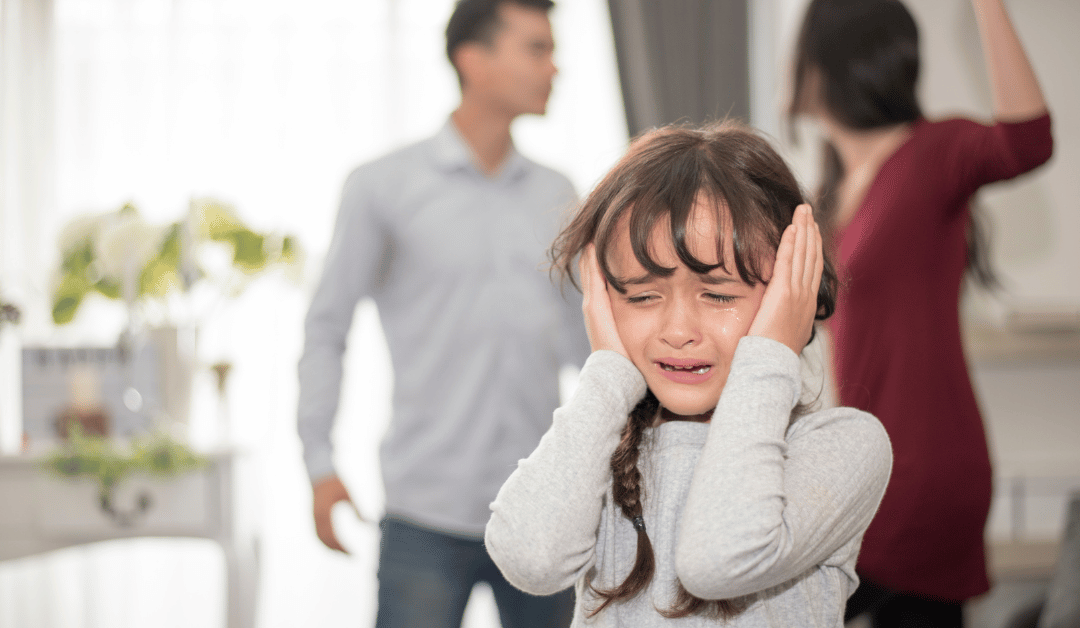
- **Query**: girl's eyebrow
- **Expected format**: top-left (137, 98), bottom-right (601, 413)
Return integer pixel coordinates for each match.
top-left (622, 273), bottom-right (656, 286)
top-left (700, 274), bottom-right (739, 285)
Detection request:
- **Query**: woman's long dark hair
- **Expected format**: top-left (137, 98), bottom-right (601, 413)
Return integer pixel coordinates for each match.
top-left (549, 121), bottom-right (837, 618)
top-left (788, 0), bottom-right (997, 287)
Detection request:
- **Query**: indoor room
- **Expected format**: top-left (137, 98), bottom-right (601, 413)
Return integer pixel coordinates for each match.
top-left (1, 0), bottom-right (1077, 627)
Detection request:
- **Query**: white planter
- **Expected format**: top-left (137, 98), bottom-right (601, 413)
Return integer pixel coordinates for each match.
top-left (149, 325), bottom-right (197, 426)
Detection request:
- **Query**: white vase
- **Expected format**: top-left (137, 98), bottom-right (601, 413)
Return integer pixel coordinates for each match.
top-left (148, 325), bottom-right (197, 427)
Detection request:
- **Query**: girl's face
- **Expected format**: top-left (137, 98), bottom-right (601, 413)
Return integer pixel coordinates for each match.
top-left (605, 199), bottom-right (769, 421)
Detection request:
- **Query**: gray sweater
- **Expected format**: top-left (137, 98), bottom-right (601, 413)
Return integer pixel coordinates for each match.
top-left (485, 336), bottom-right (892, 626)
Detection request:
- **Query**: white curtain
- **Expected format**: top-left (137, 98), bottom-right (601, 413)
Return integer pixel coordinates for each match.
top-left (0, 0), bottom-right (51, 452)
top-left (0, 0), bottom-right (627, 626)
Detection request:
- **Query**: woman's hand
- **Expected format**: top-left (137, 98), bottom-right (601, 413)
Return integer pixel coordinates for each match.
top-left (579, 244), bottom-right (629, 358)
top-left (748, 204), bottom-right (823, 355)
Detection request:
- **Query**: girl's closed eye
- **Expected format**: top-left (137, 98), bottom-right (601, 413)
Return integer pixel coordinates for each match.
top-left (625, 293), bottom-right (658, 304)
top-left (704, 292), bottom-right (737, 304)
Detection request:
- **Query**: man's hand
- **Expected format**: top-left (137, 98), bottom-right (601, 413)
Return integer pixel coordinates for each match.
top-left (747, 204), bottom-right (823, 355)
top-left (312, 475), bottom-right (361, 554)
top-left (579, 244), bottom-right (629, 358)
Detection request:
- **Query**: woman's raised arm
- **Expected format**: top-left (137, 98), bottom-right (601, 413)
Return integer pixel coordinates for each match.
top-left (972, 0), bottom-right (1047, 121)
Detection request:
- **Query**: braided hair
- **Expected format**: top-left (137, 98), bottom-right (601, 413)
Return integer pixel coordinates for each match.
top-left (586, 390), bottom-right (746, 619)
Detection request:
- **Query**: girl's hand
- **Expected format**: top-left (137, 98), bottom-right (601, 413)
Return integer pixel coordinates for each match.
top-left (579, 244), bottom-right (629, 358)
top-left (747, 204), bottom-right (823, 355)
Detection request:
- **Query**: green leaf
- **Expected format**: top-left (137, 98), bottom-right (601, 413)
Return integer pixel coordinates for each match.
top-left (94, 277), bottom-right (122, 300)
top-left (51, 295), bottom-right (82, 325)
top-left (40, 427), bottom-right (208, 496)
top-left (60, 239), bottom-right (95, 273)
top-left (280, 236), bottom-right (296, 263)
top-left (200, 202), bottom-right (244, 241)
top-left (52, 272), bottom-right (91, 324)
top-left (137, 223), bottom-right (184, 298)
top-left (158, 223), bottom-right (182, 267)
top-left (140, 262), bottom-right (181, 298)
top-left (230, 229), bottom-right (267, 271)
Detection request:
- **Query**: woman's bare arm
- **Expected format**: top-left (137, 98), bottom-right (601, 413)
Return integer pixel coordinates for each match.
top-left (972, 0), bottom-right (1047, 120)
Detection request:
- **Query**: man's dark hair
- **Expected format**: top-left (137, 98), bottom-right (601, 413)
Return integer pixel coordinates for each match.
top-left (445, 0), bottom-right (554, 71)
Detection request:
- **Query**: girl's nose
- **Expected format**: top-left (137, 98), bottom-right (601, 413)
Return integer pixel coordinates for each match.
top-left (660, 301), bottom-right (702, 349)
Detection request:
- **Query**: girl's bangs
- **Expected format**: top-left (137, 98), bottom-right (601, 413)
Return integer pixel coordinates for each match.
top-left (595, 171), bottom-right (777, 293)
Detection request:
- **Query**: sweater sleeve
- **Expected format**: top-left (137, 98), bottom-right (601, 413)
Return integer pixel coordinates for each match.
top-left (937, 113), bottom-right (1053, 205)
top-left (297, 165), bottom-right (391, 483)
top-left (675, 336), bottom-right (892, 599)
top-left (485, 350), bottom-right (647, 595)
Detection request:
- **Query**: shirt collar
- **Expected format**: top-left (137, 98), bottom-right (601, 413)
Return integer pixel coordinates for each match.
top-left (431, 117), bottom-right (529, 181)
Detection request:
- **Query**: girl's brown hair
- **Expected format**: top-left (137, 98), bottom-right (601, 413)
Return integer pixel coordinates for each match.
top-left (549, 121), bottom-right (837, 618)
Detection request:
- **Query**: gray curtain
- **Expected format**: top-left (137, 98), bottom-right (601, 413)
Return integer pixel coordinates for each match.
top-left (607, 0), bottom-right (749, 137)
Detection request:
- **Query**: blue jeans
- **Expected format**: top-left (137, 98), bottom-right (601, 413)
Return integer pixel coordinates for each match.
top-left (375, 516), bottom-right (574, 628)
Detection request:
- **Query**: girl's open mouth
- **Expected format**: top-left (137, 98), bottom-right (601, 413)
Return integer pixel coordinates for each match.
top-left (659, 362), bottom-right (711, 375)
top-left (655, 359), bottom-right (714, 383)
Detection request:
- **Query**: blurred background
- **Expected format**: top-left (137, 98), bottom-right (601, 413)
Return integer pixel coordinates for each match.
top-left (0, 0), bottom-right (1076, 626)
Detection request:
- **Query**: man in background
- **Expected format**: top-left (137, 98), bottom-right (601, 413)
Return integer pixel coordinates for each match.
top-left (297, 1), bottom-right (585, 626)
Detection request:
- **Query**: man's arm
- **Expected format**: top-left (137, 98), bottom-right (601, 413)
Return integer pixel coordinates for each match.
top-left (557, 284), bottom-right (591, 369)
top-left (298, 166), bottom-right (389, 551)
top-left (551, 178), bottom-right (591, 370)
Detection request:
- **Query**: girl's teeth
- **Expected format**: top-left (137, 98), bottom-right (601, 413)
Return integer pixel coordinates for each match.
top-left (661, 364), bottom-right (710, 374)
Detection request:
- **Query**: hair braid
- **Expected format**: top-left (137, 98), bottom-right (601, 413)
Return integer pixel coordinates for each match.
top-left (589, 390), bottom-right (748, 620)
top-left (587, 391), bottom-right (658, 615)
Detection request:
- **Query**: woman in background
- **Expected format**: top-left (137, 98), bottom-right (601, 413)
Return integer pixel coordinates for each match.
top-left (788, 0), bottom-right (1052, 625)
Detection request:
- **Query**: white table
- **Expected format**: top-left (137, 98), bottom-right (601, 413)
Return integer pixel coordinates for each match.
top-left (0, 452), bottom-right (257, 628)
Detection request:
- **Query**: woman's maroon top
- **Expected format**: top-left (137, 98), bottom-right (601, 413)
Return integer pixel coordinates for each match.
top-left (830, 113), bottom-right (1053, 600)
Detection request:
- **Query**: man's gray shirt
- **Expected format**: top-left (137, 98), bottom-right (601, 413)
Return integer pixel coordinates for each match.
top-left (298, 119), bottom-right (588, 536)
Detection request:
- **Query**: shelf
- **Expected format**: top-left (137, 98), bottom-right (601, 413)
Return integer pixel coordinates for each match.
top-left (987, 539), bottom-right (1060, 580)
top-left (963, 325), bottom-right (1080, 366)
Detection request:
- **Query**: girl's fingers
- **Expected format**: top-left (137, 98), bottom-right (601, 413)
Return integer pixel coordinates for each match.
top-left (578, 246), bottom-right (592, 295)
top-left (802, 205), bottom-right (818, 289)
top-left (581, 244), bottom-right (605, 312)
top-left (790, 205), bottom-right (808, 288)
top-left (789, 204), bottom-right (821, 294)
top-left (810, 215), bottom-right (824, 297)
top-left (774, 221), bottom-right (796, 287)
top-left (749, 204), bottom-right (822, 354)
top-left (580, 244), bottom-right (628, 357)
